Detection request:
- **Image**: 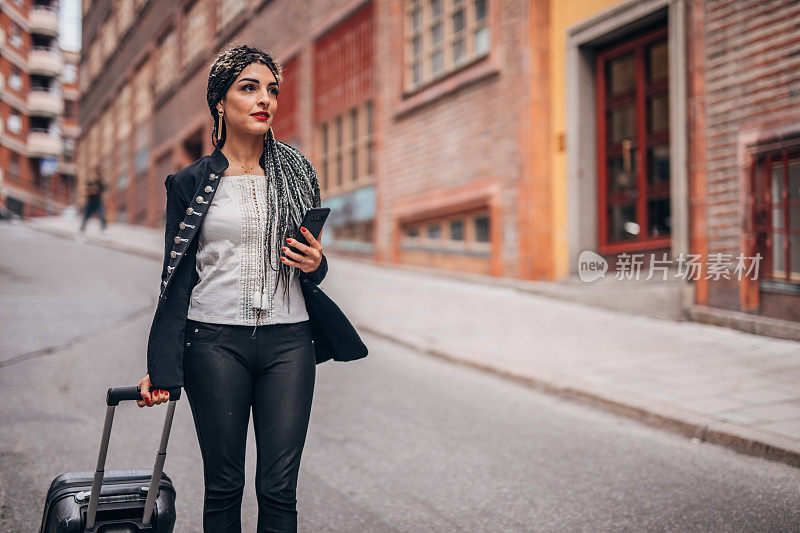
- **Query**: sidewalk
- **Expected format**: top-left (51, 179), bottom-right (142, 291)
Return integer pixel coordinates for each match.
top-left (26, 215), bottom-right (800, 466)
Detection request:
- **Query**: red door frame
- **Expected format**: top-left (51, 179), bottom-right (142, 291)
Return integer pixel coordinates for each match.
top-left (596, 26), bottom-right (671, 255)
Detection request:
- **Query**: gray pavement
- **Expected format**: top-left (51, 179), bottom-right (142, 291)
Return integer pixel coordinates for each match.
top-left (2, 223), bottom-right (799, 531)
top-left (24, 214), bottom-right (800, 466)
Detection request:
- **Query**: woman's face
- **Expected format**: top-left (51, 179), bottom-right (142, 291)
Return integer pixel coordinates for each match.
top-left (217, 62), bottom-right (279, 139)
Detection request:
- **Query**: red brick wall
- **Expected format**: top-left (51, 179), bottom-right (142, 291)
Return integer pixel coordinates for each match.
top-left (375, 0), bottom-right (540, 277)
top-left (694, 0), bottom-right (800, 314)
top-left (313, 1), bottom-right (375, 124)
top-left (83, 0), bottom-right (543, 283)
top-left (1, 4), bottom-right (41, 215)
top-left (270, 56), bottom-right (300, 144)
top-left (144, 0), bottom-right (363, 228)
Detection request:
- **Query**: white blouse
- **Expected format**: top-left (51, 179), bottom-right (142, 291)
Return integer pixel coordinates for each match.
top-left (186, 174), bottom-right (309, 326)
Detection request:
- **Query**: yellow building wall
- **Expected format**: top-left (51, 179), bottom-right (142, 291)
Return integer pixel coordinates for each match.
top-left (549, 0), bottom-right (628, 279)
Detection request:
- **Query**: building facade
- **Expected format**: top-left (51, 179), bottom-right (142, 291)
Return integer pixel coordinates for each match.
top-left (77, 0), bottom-right (536, 280)
top-left (552, 0), bottom-right (800, 325)
top-left (0, 0), bottom-right (78, 217)
top-left (76, 0), bottom-right (799, 326)
top-left (689, 0), bottom-right (800, 323)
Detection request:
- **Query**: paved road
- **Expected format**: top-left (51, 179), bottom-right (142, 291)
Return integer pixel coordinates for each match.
top-left (1, 223), bottom-right (798, 532)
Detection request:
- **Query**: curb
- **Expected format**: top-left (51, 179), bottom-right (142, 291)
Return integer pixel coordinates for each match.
top-left (352, 322), bottom-right (800, 469)
top-left (689, 304), bottom-right (800, 342)
top-left (24, 220), bottom-right (800, 468)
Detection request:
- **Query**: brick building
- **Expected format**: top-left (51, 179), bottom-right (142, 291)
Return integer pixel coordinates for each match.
top-left (0, 0), bottom-right (78, 217)
top-left (76, 0), bottom-right (799, 328)
top-left (551, 0), bottom-right (799, 327)
top-left (687, 0), bottom-right (800, 323)
top-left (77, 0), bottom-right (532, 279)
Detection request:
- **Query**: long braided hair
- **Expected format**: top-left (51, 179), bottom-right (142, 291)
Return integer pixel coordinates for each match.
top-left (206, 44), bottom-right (319, 323)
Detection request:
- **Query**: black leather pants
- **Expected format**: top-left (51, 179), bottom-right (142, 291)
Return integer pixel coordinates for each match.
top-left (183, 318), bottom-right (316, 533)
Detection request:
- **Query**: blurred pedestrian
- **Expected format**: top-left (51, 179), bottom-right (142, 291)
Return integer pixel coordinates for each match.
top-left (78, 167), bottom-right (107, 239)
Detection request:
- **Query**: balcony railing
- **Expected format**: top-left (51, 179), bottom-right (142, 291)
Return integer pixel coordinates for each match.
top-left (29, 6), bottom-right (59, 37)
top-left (28, 87), bottom-right (64, 117)
top-left (29, 46), bottom-right (63, 77)
top-left (28, 128), bottom-right (62, 158)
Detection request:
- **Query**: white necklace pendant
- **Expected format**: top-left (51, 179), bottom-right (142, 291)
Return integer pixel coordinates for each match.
top-left (251, 289), bottom-right (262, 310)
top-left (251, 289), bottom-right (270, 310)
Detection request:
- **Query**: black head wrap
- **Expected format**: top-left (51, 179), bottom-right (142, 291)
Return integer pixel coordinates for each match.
top-left (206, 45), bottom-right (320, 329)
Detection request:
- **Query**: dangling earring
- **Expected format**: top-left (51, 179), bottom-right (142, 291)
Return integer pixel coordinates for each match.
top-left (264, 128), bottom-right (272, 164)
top-left (217, 108), bottom-right (224, 142)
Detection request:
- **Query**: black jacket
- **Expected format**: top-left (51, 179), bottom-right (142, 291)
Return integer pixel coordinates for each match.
top-left (146, 144), bottom-right (368, 390)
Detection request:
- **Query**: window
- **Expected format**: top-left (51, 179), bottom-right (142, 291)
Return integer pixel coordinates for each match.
top-left (317, 101), bottom-right (375, 195)
top-left (218, 0), bottom-right (246, 30)
top-left (118, 83), bottom-right (132, 138)
top-left (135, 146), bottom-right (148, 174)
top-left (404, 0), bottom-right (490, 93)
top-left (118, 0), bottom-right (135, 33)
top-left (753, 149), bottom-right (800, 283)
top-left (89, 41), bottom-right (102, 79)
top-left (101, 17), bottom-right (117, 62)
top-left (401, 210), bottom-right (490, 254)
top-left (366, 101), bottom-right (374, 175)
top-left (320, 123), bottom-right (328, 191)
top-left (596, 27), bottom-right (670, 253)
top-left (10, 25), bottom-right (22, 48)
top-left (449, 219), bottom-right (464, 240)
top-left (7, 110), bottom-right (21, 134)
top-left (155, 29), bottom-right (178, 94)
top-left (474, 214), bottom-right (489, 242)
top-left (335, 116), bottom-right (343, 188)
top-left (350, 108), bottom-right (358, 182)
top-left (63, 64), bottom-right (77, 84)
top-left (63, 138), bottom-right (76, 161)
top-left (183, 0), bottom-right (208, 65)
top-left (101, 107), bottom-right (113, 159)
top-left (8, 152), bottom-right (21, 179)
top-left (79, 62), bottom-right (89, 93)
top-left (313, 2), bottom-right (374, 128)
top-left (133, 61), bottom-right (153, 125)
top-left (9, 67), bottom-right (23, 91)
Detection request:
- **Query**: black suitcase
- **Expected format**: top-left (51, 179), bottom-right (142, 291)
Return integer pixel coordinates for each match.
top-left (39, 386), bottom-right (182, 532)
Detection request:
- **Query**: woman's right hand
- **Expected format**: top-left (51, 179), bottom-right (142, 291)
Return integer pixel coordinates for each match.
top-left (137, 373), bottom-right (170, 408)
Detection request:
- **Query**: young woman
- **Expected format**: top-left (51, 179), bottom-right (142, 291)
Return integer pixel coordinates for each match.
top-left (136, 45), bottom-right (367, 532)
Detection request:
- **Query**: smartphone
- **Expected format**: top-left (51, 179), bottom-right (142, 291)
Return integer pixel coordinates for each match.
top-left (288, 207), bottom-right (330, 255)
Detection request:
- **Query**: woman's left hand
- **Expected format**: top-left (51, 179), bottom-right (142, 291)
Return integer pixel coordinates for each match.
top-left (281, 227), bottom-right (323, 273)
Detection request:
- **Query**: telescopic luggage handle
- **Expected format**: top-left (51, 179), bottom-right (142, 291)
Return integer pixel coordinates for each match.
top-left (106, 386), bottom-right (182, 406)
top-left (85, 385), bottom-right (181, 532)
